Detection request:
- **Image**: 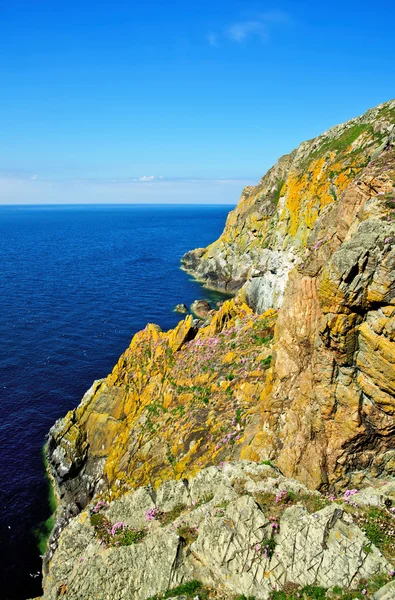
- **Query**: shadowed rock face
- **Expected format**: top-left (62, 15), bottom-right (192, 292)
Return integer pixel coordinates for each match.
top-left (45, 100), bottom-right (395, 575)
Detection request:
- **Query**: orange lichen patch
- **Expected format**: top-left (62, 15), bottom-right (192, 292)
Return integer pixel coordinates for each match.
top-left (49, 101), bottom-right (395, 504)
top-left (58, 300), bottom-right (277, 495)
top-left (281, 154), bottom-right (364, 243)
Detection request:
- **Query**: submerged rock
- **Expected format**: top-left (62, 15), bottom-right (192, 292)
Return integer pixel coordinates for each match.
top-left (190, 299), bottom-right (212, 318)
top-left (174, 303), bottom-right (188, 313)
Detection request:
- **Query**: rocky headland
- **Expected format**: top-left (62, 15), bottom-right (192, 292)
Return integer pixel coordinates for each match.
top-left (39, 99), bottom-right (395, 599)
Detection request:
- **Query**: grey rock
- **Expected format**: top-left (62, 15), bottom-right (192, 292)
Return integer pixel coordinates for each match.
top-left (372, 580), bottom-right (395, 599)
top-left (244, 249), bottom-right (298, 313)
top-left (156, 479), bottom-right (190, 511)
top-left (276, 504), bottom-right (391, 588)
top-left (105, 485), bottom-right (156, 530)
top-left (353, 486), bottom-right (393, 508)
top-left (42, 462), bottom-right (394, 600)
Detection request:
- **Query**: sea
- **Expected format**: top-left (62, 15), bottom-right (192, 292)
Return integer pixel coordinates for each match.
top-left (0, 204), bottom-right (233, 600)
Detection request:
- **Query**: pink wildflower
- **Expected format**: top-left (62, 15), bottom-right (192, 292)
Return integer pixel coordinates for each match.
top-left (110, 521), bottom-right (126, 536)
top-left (343, 489), bottom-right (358, 502)
top-left (275, 490), bottom-right (288, 503)
top-left (145, 507), bottom-right (162, 522)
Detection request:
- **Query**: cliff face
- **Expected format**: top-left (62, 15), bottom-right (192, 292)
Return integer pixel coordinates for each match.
top-left (182, 100), bottom-right (395, 310)
top-left (45, 100), bottom-right (395, 583)
top-left (46, 301), bottom-right (277, 520)
top-left (181, 99), bottom-right (395, 490)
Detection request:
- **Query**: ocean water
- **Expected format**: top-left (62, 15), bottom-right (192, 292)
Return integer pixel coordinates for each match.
top-left (0, 204), bottom-right (233, 600)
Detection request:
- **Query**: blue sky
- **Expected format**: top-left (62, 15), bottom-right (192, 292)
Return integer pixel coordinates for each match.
top-left (0, 0), bottom-right (394, 203)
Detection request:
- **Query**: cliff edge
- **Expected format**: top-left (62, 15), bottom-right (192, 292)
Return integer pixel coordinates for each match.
top-left (42, 99), bottom-right (395, 598)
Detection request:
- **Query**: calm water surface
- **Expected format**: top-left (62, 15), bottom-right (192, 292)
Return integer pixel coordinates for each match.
top-left (0, 204), bottom-right (232, 600)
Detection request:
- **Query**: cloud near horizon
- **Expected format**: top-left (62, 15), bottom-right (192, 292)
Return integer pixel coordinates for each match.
top-left (0, 175), bottom-right (255, 205)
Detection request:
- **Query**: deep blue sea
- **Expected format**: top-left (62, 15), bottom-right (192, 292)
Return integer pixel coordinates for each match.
top-left (0, 204), bottom-right (232, 600)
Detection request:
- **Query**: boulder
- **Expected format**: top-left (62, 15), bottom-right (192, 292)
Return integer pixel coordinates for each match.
top-left (174, 303), bottom-right (188, 314)
top-left (190, 299), bottom-right (212, 318)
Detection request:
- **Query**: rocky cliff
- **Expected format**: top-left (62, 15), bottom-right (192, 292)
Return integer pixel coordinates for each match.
top-left (182, 99), bottom-right (395, 490)
top-left (42, 99), bottom-right (395, 599)
top-left (40, 462), bottom-right (395, 600)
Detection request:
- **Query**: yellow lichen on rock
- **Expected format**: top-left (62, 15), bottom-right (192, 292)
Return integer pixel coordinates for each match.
top-left (47, 99), bottom-right (395, 513)
top-left (48, 298), bottom-right (277, 497)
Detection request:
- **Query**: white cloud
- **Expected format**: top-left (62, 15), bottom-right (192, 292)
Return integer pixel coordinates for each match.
top-left (208, 10), bottom-right (291, 46)
top-left (0, 175), bottom-right (255, 205)
top-left (227, 20), bottom-right (268, 42)
top-left (207, 32), bottom-right (219, 47)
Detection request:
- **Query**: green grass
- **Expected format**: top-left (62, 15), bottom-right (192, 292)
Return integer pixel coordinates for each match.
top-left (90, 513), bottom-right (146, 548)
top-left (253, 333), bottom-right (274, 345)
top-left (272, 178), bottom-right (285, 205)
top-left (260, 536), bottom-right (277, 559)
top-left (301, 586), bottom-right (326, 599)
top-left (160, 504), bottom-right (187, 525)
top-left (299, 122), bottom-right (377, 174)
top-left (260, 355), bottom-right (272, 368)
top-left (118, 528), bottom-right (146, 545)
top-left (146, 580), bottom-right (204, 600)
top-left (270, 585), bottom-right (326, 600)
top-left (351, 506), bottom-right (395, 558)
top-left (268, 575), bottom-right (395, 600)
top-left (311, 123), bottom-right (372, 161)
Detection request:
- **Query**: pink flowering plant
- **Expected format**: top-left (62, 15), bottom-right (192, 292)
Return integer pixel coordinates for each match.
top-left (343, 489), bottom-right (359, 502)
top-left (90, 510), bottom-right (146, 548)
top-left (145, 507), bottom-right (164, 522)
top-left (114, 305), bottom-right (277, 476)
top-left (92, 500), bottom-right (108, 513)
top-left (350, 505), bottom-right (395, 558)
top-left (253, 535), bottom-right (277, 560)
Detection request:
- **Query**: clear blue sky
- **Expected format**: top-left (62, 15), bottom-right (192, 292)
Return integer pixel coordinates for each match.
top-left (1, 0), bottom-right (394, 203)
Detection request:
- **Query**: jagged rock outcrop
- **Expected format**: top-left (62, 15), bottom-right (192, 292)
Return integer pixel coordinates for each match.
top-left (190, 299), bottom-right (212, 318)
top-left (41, 462), bottom-right (395, 600)
top-left (182, 100), bottom-right (395, 306)
top-left (46, 301), bottom-right (277, 553)
top-left (43, 99), bottom-right (395, 597)
top-left (182, 99), bottom-right (395, 490)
